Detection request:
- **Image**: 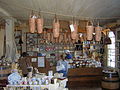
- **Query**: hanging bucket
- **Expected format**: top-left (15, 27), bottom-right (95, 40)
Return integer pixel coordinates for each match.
top-left (86, 21), bottom-right (94, 40)
top-left (53, 19), bottom-right (60, 38)
top-left (95, 22), bottom-right (102, 41)
top-left (36, 18), bottom-right (43, 34)
top-left (29, 17), bottom-right (35, 33)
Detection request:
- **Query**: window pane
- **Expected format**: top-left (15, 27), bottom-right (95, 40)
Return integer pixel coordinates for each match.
top-left (107, 31), bottom-right (115, 68)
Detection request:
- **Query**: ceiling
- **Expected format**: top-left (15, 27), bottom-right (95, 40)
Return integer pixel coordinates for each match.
top-left (0, 0), bottom-right (120, 26)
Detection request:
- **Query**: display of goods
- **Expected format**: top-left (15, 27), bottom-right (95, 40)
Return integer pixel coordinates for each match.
top-left (72, 59), bottom-right (101, 68)
top-left (51, 34), bottom-right (56, 43)
top-left (72, 39), bottom-right (76, 43)
top-left (86, 21), bottom-right (94, 40)
top-left (55, 38), bottom-right (58, 43)
top-left (59, 34), bottom-right (63, 43)
top-left (75, 34), bottom-right (79, 42)
top-left (29, 17), bottom-right (35, 33)
top-left (79, 33), bottom-right (83, 42)
top-left (68, 33), bottom-right (72, 43)
top-left (53, 19), bottom-right (60, 38)
top-left (64, 33), bottom-right (67, 43)
top-left (49, 33), bottom-right (52, 42)
top-left (104, 36), bottom-right (111, 45)
top-left (0, 66), bottom-right (11, 80)
top-left (47, 33), bottom-right (51, 42)
top-left (71, 23), bottom-right (78, 40)
top-left (83, 33), bottom-right (87, 41)
top-left (36, 18), bottom-right (43, 33)
top-left (95, 23), bottom-right (102, 41)
top-left (43, 31), bottom-right (47, 39)
top-left (80, 36), bottom-right (84, 42)
top-left (66, 33), bottom-right (69, 43)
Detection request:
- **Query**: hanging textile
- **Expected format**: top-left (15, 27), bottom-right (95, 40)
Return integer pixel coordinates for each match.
top-left (0, 29), bottom-right (5, 58)
top-left (5, 19), bottom-right (19, 62)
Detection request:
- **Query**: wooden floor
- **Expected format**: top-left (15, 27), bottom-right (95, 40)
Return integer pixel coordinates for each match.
top-left (69, 87), bottom-right (102, 90)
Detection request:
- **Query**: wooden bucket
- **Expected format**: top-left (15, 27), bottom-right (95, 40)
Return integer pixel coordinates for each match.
top-left (0, 66), bottom-right (11, 80)
top-left (101, 72), bottom-right (120, 90)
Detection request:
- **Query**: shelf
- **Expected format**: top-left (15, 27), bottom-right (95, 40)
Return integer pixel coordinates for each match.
top-left (26, 33), bottom-right (75, 58)
top-left (27, 51), bottom-right (38, 52)
top-left (15, 30), bottom-right (22, 54)
top-left (75, 44), bottom-right (101, 45)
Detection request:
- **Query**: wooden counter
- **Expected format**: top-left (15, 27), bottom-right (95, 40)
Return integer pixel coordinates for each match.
top-left (67, 67), bottom-right (103, 87)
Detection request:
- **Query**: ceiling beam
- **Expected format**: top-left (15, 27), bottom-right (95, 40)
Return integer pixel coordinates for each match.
top-left (0, 7), bottom-right (11, 17)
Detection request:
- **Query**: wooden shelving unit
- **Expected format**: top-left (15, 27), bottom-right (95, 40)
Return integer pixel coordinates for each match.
top-left (15, 30), bottom-right (22, 54)
top-left (115, 42), bottom-right (120, 69)
top-left (115, 29), bottom-right (120, 76)
top-left (26, 32), bottom-right (75, 66)
top-left (25, 32), bottom-right (104, 66)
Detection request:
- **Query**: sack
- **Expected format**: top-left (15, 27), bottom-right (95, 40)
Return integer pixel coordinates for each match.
top-left (56, 64), bottom-right (65, 71)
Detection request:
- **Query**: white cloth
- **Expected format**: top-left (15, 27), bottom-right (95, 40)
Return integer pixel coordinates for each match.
top-left (56, 60), bottom-right (65, 71)
top-left (56, 64), bottom-right (65, 71)
top-left (8, 72), bottom-right (21, 85)
top-left (0, 29), bottom-right (4, 58)
top-left (5, 19), bottom-right (19, 62)
top-left (56, 60), bottom-right (66, 71)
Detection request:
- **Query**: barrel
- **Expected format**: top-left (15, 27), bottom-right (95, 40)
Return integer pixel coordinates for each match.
top-left (101, 72), bottom-right (120, 90)
top-left (0, 66), bottom-right (11, 80)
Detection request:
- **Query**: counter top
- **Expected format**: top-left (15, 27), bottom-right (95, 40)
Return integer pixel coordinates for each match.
top-left (68, 67), bottom-right (103, 76)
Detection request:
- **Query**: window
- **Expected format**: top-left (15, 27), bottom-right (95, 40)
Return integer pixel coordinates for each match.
top-left (107, 31), bottom-right (115, 67)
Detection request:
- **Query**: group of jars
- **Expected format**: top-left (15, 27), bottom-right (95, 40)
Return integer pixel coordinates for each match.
top-left (71, 59), bottom-right (101, 68)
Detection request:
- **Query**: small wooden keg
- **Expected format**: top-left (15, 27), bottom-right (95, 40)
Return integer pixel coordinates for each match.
top-left (0, 66), bottom-right (11, 80)
top-left (0, 66), bottom-right (11, 88)
top-left (102, 72), bottom-right (120, 90)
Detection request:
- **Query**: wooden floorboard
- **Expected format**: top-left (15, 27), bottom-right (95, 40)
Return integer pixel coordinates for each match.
top-left (69, 87), bottom-right (102, 90)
